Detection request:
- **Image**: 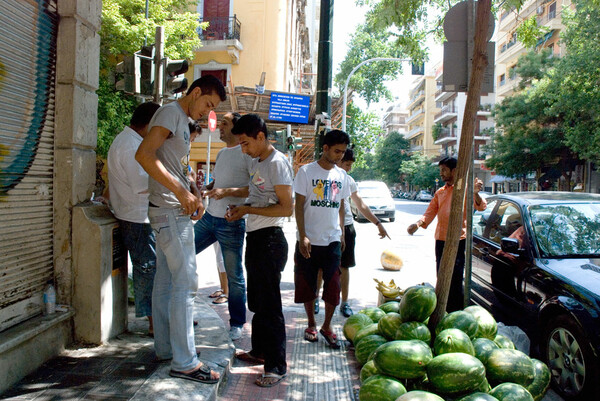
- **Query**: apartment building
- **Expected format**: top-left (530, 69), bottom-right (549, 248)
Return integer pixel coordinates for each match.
top-left (382, 103), bottom-right (409, 137)
top-left (406, 75), bottom-right (440, 158)
top-left (495, 0), bottom-right (571, 102)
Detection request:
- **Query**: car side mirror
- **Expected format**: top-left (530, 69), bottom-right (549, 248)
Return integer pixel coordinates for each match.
top-left (501, 237), bottom-right (520, 254)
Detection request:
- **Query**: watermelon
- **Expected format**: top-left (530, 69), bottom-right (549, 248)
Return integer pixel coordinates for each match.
top-left (355, 334), bottom-right (388, 365)
top-left (426, 352), bottom-right (486, 395)
top-left (395, 321), bottom-right (432, 343)
top-left (378, 312), bottom-right (403, 340)
top-left (344, 313), bottom-right (373, 343)
top-left (494, 334), bottom-right (515, 349)
top-left (525, 359), bottom-right (551, 401)
top-left (396, 390), bottom-right (444, 401)
top-left (354, 323), bottom-right (380, 345)
top-left (485, 348), bottom-right (535, 387)
top-left (435, 311), bottom-right (478, 339)
top-left (433, 328), bottom-right (475, 356)
top-left (359, 374), bottom-right (407, 401)
top-left (360, 307), bottom-right (387, 323)
top-left (489, 383), bottom-right (534, 401)
top-left (457, 392), bottom-right (499, 401)
top-left (373, 340), bottom-right (433, 379)
top-left (379, 300), bottom-right (400, 314)
top-left (360, 360), bottom-right (379, 384)
top-left (472, 337), bottom-right (499, 365)
top-left (399, 285), bottom-right (437, 322)
top-left (463, 305), bottom-right (498, 340)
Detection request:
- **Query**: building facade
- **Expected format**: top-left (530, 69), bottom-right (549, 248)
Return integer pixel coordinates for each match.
top-left (382, 104), bottom-right (409, 137)
top-left (406, 75), bottom-right (440, 158)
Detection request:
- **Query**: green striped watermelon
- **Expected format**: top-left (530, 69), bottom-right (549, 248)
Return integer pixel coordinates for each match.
top-left (354, 323), bottom-right (380, 345)
top-left (396, 390), bottom-right (444, 400)
top-left (344, 313), bottom-right (374, 343)
top-left (399, 285), bottom-right (437, 322)
top-left (378, 312), bottom-right (403, 340)
top-left (435, 311), bottom-right (478, 339)
top-left (359, 374), bottom-right (407, 401)
top-left (485, 348), bottom-right (535, 387)
top-left (494, 334), bottom-right (516, 349)
top-left (426, 352), bottom-right (486, 395)
top-left (433, 328), bottom-right (475, 356)
top-left (472, 337), bottom-right (499, 365)
top-left (379, 300), bottom-right (400, 314)
top-left (360, 360), bottom-right (379, 384)
top-left (395, 321), bottom-right (432, 343)
top-left (456, 392), bottom-right (499, 401)
top-left (355, 334), bottom-right (388, 365)
top-left (373, 340), bottom-right (433, 379)
top-left (489, 383), bottom-right (534, 401)
top-left (360, 307), bottom-right (387, 323)
top-left (463, 305), bottom-right (498, 340)
top-left (525, 358), bottom-right (551, 401)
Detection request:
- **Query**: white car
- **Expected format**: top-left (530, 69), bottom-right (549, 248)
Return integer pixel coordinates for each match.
top-left (416, 190), bottom-right (433, 202)
top-left (350, 181), bottom-right (396, 222)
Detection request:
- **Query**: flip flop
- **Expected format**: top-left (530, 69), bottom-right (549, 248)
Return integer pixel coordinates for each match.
top-left (255, 372), bottom-right (287, 388)
top-left (236, 351), bottom-right (265, 365)
top-left (209, 289), bottom-right (224, 298)
top-left (169, 363), bottom-right (219, 384)
top-left (212, 294), bottom-right (228, 304)
top-left (304, 327), bottom-right (318, 342)
top-left (319, 328), bottom-right (341, 349)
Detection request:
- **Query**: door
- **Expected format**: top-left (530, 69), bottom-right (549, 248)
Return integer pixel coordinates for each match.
top-left (203, 0), bottom-right (230, 39)
top-left (201, 69), bottom-right (227, 87)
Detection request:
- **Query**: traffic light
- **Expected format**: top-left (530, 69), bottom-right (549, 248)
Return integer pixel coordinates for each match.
top-left (115, 55), bottom-right (139, 94)
top-left (287, 136), bottom-right (302, 152)
top-left (164, 59), bottom-right (189, 97)
top-left (138, 45), bottom-right (155, 96)
top-left (411, 61), bottom-right (424, 75)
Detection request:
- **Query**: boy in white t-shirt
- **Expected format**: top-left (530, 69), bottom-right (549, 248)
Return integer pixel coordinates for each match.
top-left (293, 129), bottom-right (350, 349)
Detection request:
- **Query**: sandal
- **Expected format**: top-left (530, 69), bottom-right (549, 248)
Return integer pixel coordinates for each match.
top-left (169, 363), bottom-right (219, 384)
top-left (319, 328), bottom-right (341, 349)
top-left (236, 351), bottom-right (265, 365)
top-left (209, 289), bottom-right (224, 298)
top-left (212, 294), bottom-right (228, 304)
top-left (255, 372), bottom-right (287, 388)
top-left (304, 327), bottom-right (318, 342)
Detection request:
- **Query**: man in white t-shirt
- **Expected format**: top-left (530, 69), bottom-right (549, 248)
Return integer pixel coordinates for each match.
top-left (294, 129), bottom-right (351, 349)
top-left (225, 114), bottom-right (293, 388)
top-left (107, 101), bottom-right (160, 335)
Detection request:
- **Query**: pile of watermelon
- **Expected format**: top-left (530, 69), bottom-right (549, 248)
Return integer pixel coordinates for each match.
top-left (343, 284), bottom-right (551, 401)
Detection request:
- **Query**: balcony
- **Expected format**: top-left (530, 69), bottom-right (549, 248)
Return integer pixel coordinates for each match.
top-left (408, 126), bottom-right (424, 138)
top-left (200, 15), bottom-right (241, 41)
top-left (408, 90), bottom-right (425, 108)
top-left (433, 105), bottom-right (458, 124)
top-left (434, 127), bottom-right (457, 145)
top-left (406, 108), bottom-right (424, 124)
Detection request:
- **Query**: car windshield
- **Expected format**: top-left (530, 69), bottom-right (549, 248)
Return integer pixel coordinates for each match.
top-left (530, 202), bottom-right (600, 258)
top-left (359, 186), bottom-right (389, 198)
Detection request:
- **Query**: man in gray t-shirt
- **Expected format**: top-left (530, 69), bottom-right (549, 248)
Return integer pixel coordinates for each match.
top-left (136, 75), bottom-right (226, 384)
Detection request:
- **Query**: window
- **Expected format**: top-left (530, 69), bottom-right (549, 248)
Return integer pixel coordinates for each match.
top-left (473, 200), bottom-right (497, 236)
top-left (499, 74), bottom-right (506, 86)
top-left (486, 202), bottom-right (521, 245)
top-left (548, 2), bottom-right (556, 19)
top-left (508, 66), bottom-right (517, 80)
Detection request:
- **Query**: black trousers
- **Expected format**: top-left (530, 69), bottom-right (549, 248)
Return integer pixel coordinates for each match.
top-left (245, 227), bottom-right (288, 375)
top-left (435, 239), bottom-right (466, 312)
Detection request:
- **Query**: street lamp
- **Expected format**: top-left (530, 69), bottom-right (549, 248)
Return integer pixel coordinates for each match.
top-left (342, 57), bottom-right (413, 132)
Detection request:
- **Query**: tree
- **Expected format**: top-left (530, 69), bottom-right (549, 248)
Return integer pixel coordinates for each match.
top-left (399, 153), bottom-right (439, 189)
top-left (344, 103), bottom-right (384, 166)
top-left (97, 0), bottom-right (204, 157)
top-left (373, 131), bottom-right (411, 184)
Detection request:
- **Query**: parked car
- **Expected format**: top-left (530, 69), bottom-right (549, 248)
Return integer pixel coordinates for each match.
top-left (470, 191), bottom-right (600, 400)
top-left (350, 181), bottom-right (396, 222)
top-left (415, 190), bottom-right (433, 202)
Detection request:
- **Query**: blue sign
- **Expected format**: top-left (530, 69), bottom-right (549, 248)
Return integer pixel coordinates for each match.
top-left (268, 92), bottom-right (310, 124)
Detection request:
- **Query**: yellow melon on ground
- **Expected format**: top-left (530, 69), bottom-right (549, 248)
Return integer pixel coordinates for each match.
top-left (381, 249), bottom-right (403, 271)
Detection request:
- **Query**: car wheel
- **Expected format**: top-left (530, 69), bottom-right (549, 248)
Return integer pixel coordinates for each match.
top-left (542, 315), bottom-right (599, 400)
top-left (389, 217), bottom-right (395, 222)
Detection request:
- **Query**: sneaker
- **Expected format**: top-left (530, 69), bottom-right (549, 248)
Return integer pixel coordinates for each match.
top-left (314, 299), bottom-right (320, 315)
top-left (341, 302), bottom-right (353, 317)
top-left (229, 326), bottom-right (243, 341)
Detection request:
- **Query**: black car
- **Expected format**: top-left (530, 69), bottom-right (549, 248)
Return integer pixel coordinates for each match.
top-left (470, 192), bottom-right (600, 400)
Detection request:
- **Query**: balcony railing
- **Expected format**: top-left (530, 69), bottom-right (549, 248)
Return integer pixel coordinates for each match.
top-left (199, 15), bottom-right (241, 41)
top-left (437, 127), bottom-right (457, 141)
top-left (434, 105), bottom-right (457, 121)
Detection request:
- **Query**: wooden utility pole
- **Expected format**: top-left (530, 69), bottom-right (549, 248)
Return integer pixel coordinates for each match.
top-left (428, 0), bottom-right (492, 331)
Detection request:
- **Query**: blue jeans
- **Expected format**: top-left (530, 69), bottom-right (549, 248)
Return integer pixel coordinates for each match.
top-left (118, 219), bottom-right (156, 318)
top-left (148, 207), bottom-right (199, 372)
top-left (194, 212), bottom-right (246, 328)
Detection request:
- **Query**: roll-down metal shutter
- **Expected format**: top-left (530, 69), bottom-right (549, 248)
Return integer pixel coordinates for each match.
top-left (0, 0), bottom-right (58, 332)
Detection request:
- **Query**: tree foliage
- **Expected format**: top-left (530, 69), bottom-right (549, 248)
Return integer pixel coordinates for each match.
top-left (344, 103), bottom-right (384, 166)
top-left (373, 131), bottom-right (411, 184)
top-left (399, 152), bottom-right (439, 189)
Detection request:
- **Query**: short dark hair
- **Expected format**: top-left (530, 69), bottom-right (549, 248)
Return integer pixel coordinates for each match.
top-left (186, 75), bottom-right (227, 101)
top-left (130, 101), bottom-right (160, 128)
top-left (188, 120), bottom-right (201, 134)
top-left (231, 113), bottom-right (268, 139)
top-left (227, 111), bottom-right (242, 125)
top-left (342, 148), bottom-right (355, 162)
top-left (323, 129), bottom-right (350, 147)
top-left (439, 156), bottom-right (458, 169)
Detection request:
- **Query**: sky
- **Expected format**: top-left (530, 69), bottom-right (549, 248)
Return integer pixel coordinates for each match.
top-left (332, 1), bottom-right (443, 115)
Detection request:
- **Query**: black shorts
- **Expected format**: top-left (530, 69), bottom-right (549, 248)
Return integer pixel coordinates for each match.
top-left (340, 224), bottom-right (356, 268)
top-left (294, 241), bottom-right (341, 306)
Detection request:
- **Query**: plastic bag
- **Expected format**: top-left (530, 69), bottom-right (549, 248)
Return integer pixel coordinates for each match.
top-left (497, 322), bottom-right (530, 355)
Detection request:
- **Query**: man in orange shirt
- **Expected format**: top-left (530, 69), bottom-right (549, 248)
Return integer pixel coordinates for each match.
top-left (407, 157), bottom-right (486, 312)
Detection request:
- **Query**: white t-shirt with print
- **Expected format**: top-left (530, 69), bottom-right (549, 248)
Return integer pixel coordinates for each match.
top-left (294, 161), bottom-right (351, 246)
top-left (343, 174), bottom-right (358, 226)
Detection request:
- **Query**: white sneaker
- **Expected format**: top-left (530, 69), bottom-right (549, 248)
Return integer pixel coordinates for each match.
top-left (229, 326), bottom-right (243, 341)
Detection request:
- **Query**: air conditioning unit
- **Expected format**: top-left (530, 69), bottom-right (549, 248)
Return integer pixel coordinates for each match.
top-left (537, 6), bottom-right (544, 14)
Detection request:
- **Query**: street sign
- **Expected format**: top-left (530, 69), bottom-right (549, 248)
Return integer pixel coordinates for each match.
top-left (208, 110), bottom-right (217, 132)
top-left (268, 92), bottom-right (310, 124)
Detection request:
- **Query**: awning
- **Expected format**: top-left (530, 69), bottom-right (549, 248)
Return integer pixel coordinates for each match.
top-left (536, 30), bottom-right (556, 47)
